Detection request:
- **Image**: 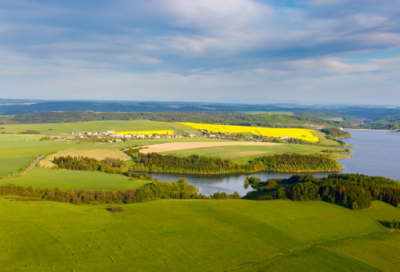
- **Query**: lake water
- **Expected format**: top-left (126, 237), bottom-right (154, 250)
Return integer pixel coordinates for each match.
top-left (151, 130), bottom-right (400, 196)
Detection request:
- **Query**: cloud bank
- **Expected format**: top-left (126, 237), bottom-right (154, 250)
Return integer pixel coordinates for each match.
top-left (0, 0), bottom-right (399, 104)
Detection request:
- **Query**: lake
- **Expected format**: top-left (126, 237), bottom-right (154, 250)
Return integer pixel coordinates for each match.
top-left (151, 130), bottom-right (400, 196)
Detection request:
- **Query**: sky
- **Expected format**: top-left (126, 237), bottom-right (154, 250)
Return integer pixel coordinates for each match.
top-left (0, 0), bottom-right (400, 104)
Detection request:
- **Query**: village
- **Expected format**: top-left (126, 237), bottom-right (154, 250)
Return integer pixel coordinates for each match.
top-left (62, 130), bottom-right (296, 143)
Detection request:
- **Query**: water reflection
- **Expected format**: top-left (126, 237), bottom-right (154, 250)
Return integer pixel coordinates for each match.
top-left (150, 130), bottom-right (400, 196)
top-left (151, 171), bottom-right (336, 196)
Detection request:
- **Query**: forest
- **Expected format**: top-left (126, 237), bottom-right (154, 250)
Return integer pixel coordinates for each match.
top-left (132, 153), bottom-right (343, 174)
top-left (4, 111), bottom-right (344, 128)
top-left (245, 173), bottom-right (400, 210)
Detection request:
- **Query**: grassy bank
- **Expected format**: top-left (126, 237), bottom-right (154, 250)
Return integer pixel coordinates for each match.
top-left (0, 199), bottom-right (398, 271)
top-left (0, 120), bottom-right (172, 135)
top-left (6, 168), bottom-right (148, 191)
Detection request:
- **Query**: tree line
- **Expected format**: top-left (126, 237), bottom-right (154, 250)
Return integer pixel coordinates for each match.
top-left (321, 128), bottom-right (352, 139)
top-left (245, 173), bottom-right (400, 210)
top-left (6, 111), bottom-right (343, 129)
top-left (0, 181), bottom-right (240, 205)
top-left (53, 156), bottom-right (129, 175)
top-left (132, 153), bottom-right (343, 174)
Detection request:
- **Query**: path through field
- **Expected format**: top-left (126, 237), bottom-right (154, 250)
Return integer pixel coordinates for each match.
top-left (0, 155), bottom-right (44, 181)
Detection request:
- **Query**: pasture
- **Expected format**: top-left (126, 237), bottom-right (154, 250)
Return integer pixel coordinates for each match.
top-left (6, 168), bottom-right (149, 191)
top-left (159, 144), bottom-right (348, 163)
top-left (0, 120), bottom-right (172, 135)
top-left (0, 199), bottom-right (398, 271)
top-left (0, 156), bottom-right (35, 177)
top-left (39, 137), bottom-right (226, 167)
top-left (0, 134), bottom-right (81, 176)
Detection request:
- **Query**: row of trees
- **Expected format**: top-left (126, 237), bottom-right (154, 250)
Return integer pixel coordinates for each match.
top-left (132, 153), bottom-right (343, 174)
top-left (246, 173), bottom-right (400, 210)
top-left (0, 181), bottom-right (241, 204)
top-left (53, 156), bottom-right (129, 174)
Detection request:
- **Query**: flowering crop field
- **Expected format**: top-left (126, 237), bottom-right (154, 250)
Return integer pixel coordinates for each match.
top-left (115, 130), bottom-right (174, 135)
top-left (179, 122), bottom-right (319, 142)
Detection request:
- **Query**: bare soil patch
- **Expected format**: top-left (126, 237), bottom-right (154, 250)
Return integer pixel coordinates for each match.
top-left (140, 142), bottom-right (281, 153)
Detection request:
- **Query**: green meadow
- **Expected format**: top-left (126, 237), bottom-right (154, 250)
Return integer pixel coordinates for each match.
top-left (39, 137), bottom-right (230, 166)
top-left (0, 156), bottom-right (35, 177)
top-left (160, 144), bottom-right (348, 163)
top-left (0, 135), bottom-right (79, 158)
top-left (6, 168), bottom-right (149, 191)
top-left (0, 199), bottom-right (398, 271)
top-left (0, 120), bottom-right (172, 135)
top-left (0, 135), bottom-right (82, 177)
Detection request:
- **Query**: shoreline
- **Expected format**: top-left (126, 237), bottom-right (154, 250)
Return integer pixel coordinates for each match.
top-left (343, 128), bottom-right (393, 131)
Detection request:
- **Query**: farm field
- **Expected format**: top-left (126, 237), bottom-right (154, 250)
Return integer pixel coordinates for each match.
top-left (159, 143), bottom-right (347, 163)
top-left (0, 199), bottom-right (398, 271)
top-left (141, 141), bottom-right (280, 153)
top-left (116, 130), bottom-right (174, 135)
top-left (0, 156), bottom-right (35, 177)
top-left (6, 168), bottom-right (149, 190)
top-left (312, 131), bottom-right (345, 146)
top-left (0, 135), bottom-right (82, 176)
top-left (0, 120), bottom-right (172, 135)
top-left (39, 137), bottom-right (230, 167)
top-left (0, 135), bottom-right (80, 158)
top-left (179, 122), bottom-right (319, 141)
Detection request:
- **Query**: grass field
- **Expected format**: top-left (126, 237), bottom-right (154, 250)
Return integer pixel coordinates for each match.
top-left (0, 120), bottom-right (172, 135)
top-left (0, 156), bottom-right (35, 177)
top-left (0, 134), bottom-right (83, 176)
top-left (0, 199), bottom-right (398, 271)
top-left (5, 168), bottom-right (149, 190)
top-left (160, 144), bottom-right (347, 163)
top-left (39, 137), bottom-right (231, 167)
top-left (0, 135), bottom-right (81, 158)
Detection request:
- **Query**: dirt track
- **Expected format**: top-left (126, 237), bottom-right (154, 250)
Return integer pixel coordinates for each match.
top-left (140, 142), bottom-right (281, 153)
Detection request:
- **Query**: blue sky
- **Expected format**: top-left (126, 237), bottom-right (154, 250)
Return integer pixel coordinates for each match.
top-left (0, 0), bottom-right (399, 104)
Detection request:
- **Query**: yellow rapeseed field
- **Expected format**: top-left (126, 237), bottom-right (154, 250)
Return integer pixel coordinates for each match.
top-left (114, 130), bottom-right (174, 135)
top-left (179, 122), bottom-right (319, 142)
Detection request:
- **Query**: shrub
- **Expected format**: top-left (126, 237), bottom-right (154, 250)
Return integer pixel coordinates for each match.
top-left (179, 178), bottom-right (187, 185)
top-left (108, 206), bottom-right (124, 213)
top-left (258, 195), bottom-right (273, 201)
top-left (389, 220), bottom-right (400, 229)
top-left (352, 202), bottom-right (358, 211)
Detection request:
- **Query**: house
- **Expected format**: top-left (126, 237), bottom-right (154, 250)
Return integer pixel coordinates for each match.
top-left (210, 134), bottom-right (216, 138)
top-left (85, 132), bottom-right (91, 135)
top-left (279, 136), bottom-right (290, 140)
top-left (107, 130), bottom-right (115, 134)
